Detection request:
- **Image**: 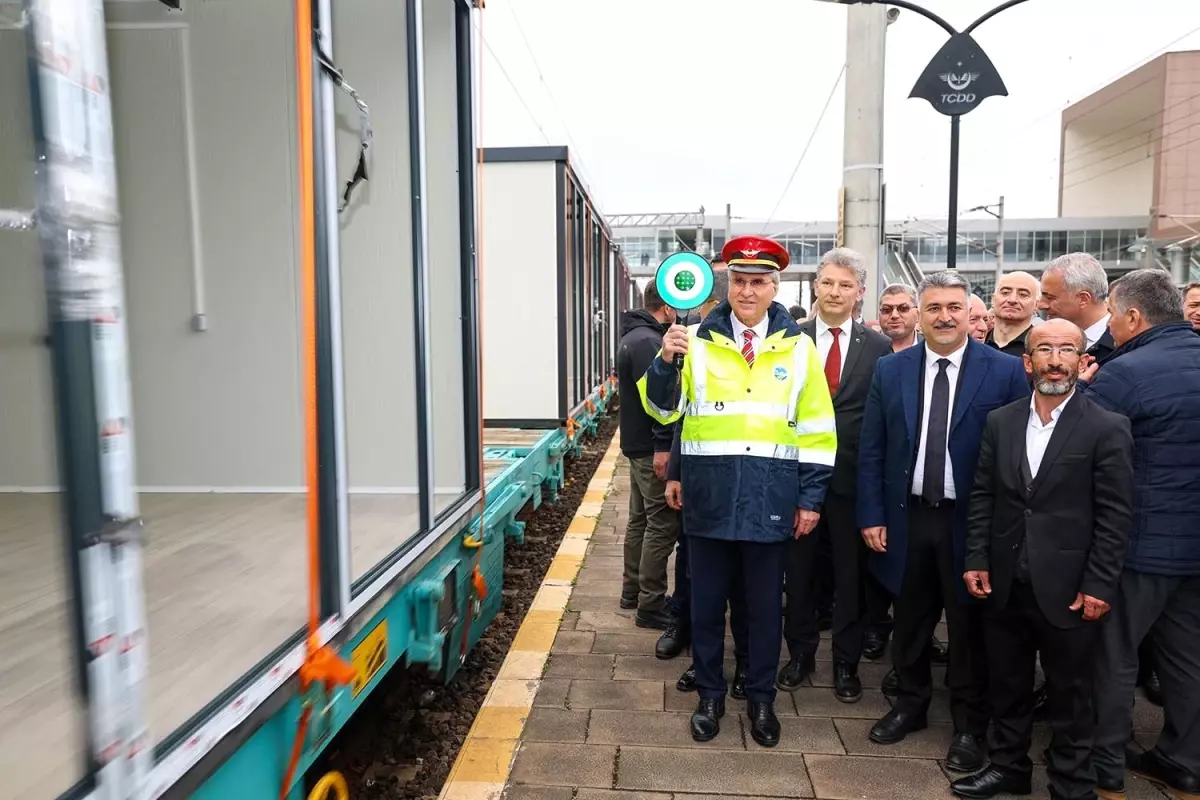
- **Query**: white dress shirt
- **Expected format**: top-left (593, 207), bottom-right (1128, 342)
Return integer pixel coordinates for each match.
top-left (730, 312), bottom-right (769, 359)
top-left (1083, 314), bottom-right (1111, 350)
top-left (1026, 390), bottom-right (1074, 478)
top-left (911, 341), bottom-right (967, 499)
top-left (815, 315), bottom-right (853, 382)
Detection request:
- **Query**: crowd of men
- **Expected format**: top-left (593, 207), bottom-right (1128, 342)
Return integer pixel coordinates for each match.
top-left (615, 236), bottom-right (1200, 800)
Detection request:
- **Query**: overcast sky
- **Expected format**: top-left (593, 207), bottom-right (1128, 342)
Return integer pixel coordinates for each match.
top-left (474, 0), bottom-right (1200, 226)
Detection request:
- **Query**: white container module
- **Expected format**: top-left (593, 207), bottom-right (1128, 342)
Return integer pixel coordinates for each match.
top-left (480, 147), bottom-right (633, 428)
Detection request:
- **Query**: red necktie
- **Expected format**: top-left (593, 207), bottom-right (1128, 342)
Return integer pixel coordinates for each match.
top-left (742, 329), bottom-right (755, 367)
top-left (825, 327), bottom-right (842, 395)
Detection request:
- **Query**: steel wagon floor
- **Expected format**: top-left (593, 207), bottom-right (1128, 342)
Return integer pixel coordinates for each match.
top-left (0, 460), bottom-right (510, 799)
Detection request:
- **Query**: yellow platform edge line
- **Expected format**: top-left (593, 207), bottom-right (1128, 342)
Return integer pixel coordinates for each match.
top-left (437, 434), bottom-right (623, 800)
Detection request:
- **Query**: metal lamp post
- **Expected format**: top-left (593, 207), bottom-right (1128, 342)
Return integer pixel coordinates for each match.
top-left (814, 0), bottom-right (1030, 269)
top-left (965, 196), bottom-right (1005, 285)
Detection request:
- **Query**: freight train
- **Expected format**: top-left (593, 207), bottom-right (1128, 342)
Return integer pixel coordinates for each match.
top-left (0, 1), bottom-right (631, 798)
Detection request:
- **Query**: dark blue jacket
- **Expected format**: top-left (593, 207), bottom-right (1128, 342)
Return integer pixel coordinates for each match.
top-left (857, 338), bottom-right (1030, 600)
top-left (642, 301), bottom-right (833, 543)
top-left (1078, 321), bottom-right (1200, 576)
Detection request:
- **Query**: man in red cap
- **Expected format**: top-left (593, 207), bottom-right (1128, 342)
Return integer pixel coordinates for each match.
top-left (638, 234), bottom-right (837, 748)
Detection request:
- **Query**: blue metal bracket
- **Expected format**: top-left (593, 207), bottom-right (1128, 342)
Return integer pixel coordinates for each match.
top-left (411, 572), bottom-right (449, 670)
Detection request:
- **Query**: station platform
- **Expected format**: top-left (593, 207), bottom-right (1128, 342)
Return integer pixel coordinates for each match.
top-left (439, 433), bottom-right (1170, 800)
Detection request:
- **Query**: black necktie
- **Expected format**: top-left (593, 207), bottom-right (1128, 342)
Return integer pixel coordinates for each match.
top-left (922, 358), bottom-right (951, 504)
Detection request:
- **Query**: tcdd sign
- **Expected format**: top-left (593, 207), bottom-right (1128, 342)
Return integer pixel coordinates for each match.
top-left (909, 33), bottom-right (1008, 117)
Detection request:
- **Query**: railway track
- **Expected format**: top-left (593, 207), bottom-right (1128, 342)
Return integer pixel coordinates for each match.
top-left (314, 413), bottom-right (618, 799)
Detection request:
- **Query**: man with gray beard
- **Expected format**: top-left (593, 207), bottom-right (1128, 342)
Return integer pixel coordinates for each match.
top-left (956, 319), bottom-right (1134, 800)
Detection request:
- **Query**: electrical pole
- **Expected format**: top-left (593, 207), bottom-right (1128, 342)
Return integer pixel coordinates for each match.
top-left (841, 2), bottom-right (888, 317)
top-left (725, 203), bottom-right (732, 250)
top-left (995, 195), bottom-right (1005, 284)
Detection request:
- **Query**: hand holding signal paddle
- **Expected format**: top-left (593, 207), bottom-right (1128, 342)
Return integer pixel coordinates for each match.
top-left (654, 251), bottom-right (714, 369)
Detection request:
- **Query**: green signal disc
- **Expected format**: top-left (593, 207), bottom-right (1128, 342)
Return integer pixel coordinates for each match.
top-left (655, 252), bottom-right (714, 311)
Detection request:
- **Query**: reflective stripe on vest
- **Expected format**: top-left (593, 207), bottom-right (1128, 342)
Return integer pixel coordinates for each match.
top-left (785, 342), bottom-right (810, 424)
top-left (690, 335), bottom-right (709, 404)
top-left (681, 439), bottom-right (832, 463)
top-left (685, 400), bottom-right (791, 418)
top-left (645, 387), bottom-right (686, 421)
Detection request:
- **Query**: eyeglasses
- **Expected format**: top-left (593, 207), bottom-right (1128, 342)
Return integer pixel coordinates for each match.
top-left (731, 276), bottom-right (772, 290)
top-left (879, 304), bottom-right (913, 316)
top-left (1031, 345), bottom-right (1080, 356)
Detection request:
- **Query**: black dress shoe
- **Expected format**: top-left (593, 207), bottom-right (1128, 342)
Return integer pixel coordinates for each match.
top-left (930, 634), bottom-right (950, 665)
top-left (635, 610), bottom-right (671, 630)
top-left (881, 667), bottom-right (900, 698)
top-left (868, 707), bottom-right (927, 744)
top-left (949, 766), bottom-right (1031, 798)
top-left (862, 627), bottom-right (889, 661)
top-left (776, 654), bottom-right (816, 692)
top-left (834, 661), bottom-right (862, 703)
top-left (1127, 747), bottom-right (1200, 796)
top-left (747, 701), bottom-right (781, 748)
top-left (619, 595), bottom-right (637, 610)
top-left (655, 619), bottom-right (689, 659)
top-left (1142, 669), bottom-right (1163, 707)
top-left (690, 697), bottom-right (725, 742)
top-left (676, 665), bottom-right (697, 692)
top-left (730, 662), bottom-right (747, 701)
top-left (1095, 774), bottom-right (1126, 800)
top-left (945, 732), bottom-right (986, 773)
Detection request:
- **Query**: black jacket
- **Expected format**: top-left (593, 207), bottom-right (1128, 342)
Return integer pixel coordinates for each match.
top-left (616, 310), bottom-right (673, 458)
top-left (965, 394), bottom-right (1134, 628)
top-left (798, 319), bottom-right (893, 500)
top-left (986, 323), bottom-right (1033, 358)
top-left (1087, 327), bottom-right (1115, 363)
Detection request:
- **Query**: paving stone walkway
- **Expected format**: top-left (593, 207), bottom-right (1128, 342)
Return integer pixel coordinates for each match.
top-left (501, 455), bottom-right (1169, 800)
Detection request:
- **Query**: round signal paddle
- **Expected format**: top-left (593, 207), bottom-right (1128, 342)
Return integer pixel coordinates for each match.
top-left (654, 252), bottom-right (714, 368)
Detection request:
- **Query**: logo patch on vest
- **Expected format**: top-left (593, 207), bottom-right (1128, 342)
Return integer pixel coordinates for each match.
top-left (773, 366), bottom-right (788, 381)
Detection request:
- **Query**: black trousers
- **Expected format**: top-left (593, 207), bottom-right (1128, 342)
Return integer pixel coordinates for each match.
top-left (985, 583), bottom-right (1101, 800)
top-left (1094, 571), bottom-right (1200, 784)
top-left (667, 535), bottom-right (749, 662)
top-left (815, 513), bottom-right (835, 619)
top-left (865, 573), bottom-right (895, 641)
top-left (784, 493), bottom-right (872, 664)
top-left (689, 536), bottom-right (788, 704)
top-left (892, 500), bottom-right (989, 736)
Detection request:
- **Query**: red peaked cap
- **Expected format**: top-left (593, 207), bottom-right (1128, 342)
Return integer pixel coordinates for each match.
top-left (721, 235), bottom-right (790, 273)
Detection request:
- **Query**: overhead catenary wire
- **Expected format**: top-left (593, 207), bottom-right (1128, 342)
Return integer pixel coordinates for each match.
top-left (987, 23), bottom-right (1200, 146)
top-left (1065, 109), bottom-right (1195, 178)
top-left (761, 62), bottom-right (847, 233)
top-left (909, 22), bottom-right (1200, 176)
top-left (1060, 95), bottom-right (1200, 168)
top-left (473, 15), bottom-right (551, 145)
top-left (1061, 116), bottom-right (1200, 181)
top-left (1016, 94), bottom-right (1200, 178)
top-left (503, 0), bottom-right (597, 189)
top-left (1062, 130), bottom-right (1200, 193)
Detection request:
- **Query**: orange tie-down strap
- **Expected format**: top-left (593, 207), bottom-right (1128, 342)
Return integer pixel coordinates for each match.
top-left (282, 0), bottom-right (356, 796)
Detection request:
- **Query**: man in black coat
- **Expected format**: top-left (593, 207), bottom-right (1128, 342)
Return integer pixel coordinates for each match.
top-left (955, 319), bottom-right (1133, 800)
top-left (615, 282), bottom-right (679, 629)
top-left (780, 248), bottom-right (892, 702)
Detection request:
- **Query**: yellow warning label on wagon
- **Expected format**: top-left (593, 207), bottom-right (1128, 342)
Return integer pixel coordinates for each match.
top-left (351, 619), bottom-right (388, 698)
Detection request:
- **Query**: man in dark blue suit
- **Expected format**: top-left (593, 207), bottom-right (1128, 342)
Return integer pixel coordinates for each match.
top-left (857, 270), bottom-right (1030, 772)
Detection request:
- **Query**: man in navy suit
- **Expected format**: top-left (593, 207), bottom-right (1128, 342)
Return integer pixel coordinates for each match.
top-left (857, 270), bottom-right (1029, 772)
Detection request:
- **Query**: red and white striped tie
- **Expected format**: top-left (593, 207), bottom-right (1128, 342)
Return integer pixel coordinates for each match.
top-left (741, 329), bottom-right (755, 367)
